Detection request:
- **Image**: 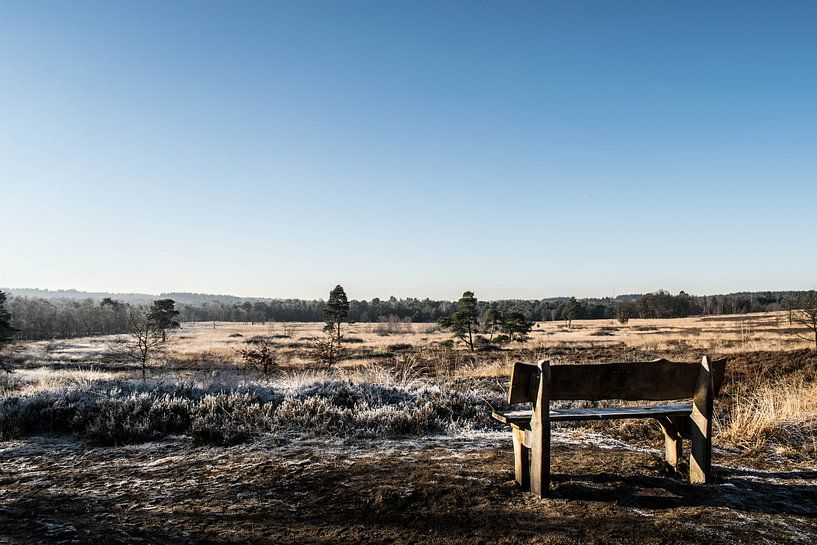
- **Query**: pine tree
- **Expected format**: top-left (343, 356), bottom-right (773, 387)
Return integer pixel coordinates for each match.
top-left (500, 307), bottom-right (534, 342)
top-left (483, 302), bottom-right (501, 342)
top-left (324, 285), bottom-right (350, 342)
top-left (147, 299), bottom-right (180, 342)
top-left (239, 338), bottom-right (278, 375)
top-left (439, 291), bottom-right (480, 351)
top-left (561, 297), bottom-right (580, 328)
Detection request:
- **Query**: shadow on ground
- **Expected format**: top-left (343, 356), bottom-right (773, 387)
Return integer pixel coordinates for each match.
top-left (1, 436), bottom-right (815, 544)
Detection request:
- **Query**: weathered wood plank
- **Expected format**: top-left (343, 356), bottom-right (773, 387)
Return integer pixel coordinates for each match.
top-left (690, 356), bottom-right (714, 484)
top-left (508, 361), bottom-right (540, 404)
top-left (529, 361), bottom-right (550, 498)
top-left (657, 416), bottom-right (684, 474)
top-left (542, 359), bottom-right (727, 401)
top-left (492, 402), bottom-right (694, 425)
top-left (512, 425), bottom-right (530, 490)
top-left (549, 361), bottom-right (693, 401)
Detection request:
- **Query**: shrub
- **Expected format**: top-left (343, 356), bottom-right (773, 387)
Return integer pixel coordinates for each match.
top-left (0, 374), bottom-right (504, 444)
top-left (308, 332), bottom-right (346, 368)
top-left (238, 340), bottom-right (278, 375)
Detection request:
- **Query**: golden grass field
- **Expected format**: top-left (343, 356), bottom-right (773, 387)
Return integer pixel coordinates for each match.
top-left (149, 310), bottom-right (814, 366)
top-left (10, 310), bottom-right (810, 376)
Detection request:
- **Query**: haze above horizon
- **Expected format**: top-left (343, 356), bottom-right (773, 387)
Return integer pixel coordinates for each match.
top-left (2, 1), bottom-right (816, 300)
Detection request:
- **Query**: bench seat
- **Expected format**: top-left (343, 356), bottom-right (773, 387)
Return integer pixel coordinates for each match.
top-left (492, 402), bottom-right (693, 425)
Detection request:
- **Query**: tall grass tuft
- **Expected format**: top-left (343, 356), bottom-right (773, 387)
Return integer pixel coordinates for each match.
top-left (716, 374), bottom-right (817, 456)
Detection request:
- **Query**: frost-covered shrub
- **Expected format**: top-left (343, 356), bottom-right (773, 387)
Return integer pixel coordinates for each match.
top-left (190, 392), bottom-right (278, 445)
top-left (0, 375), bottom-right (503, 444)
top-left (191, 415), bottom-right (251, 446)
top-left (87, 394), bottom-right (163, 444)
top-left (274, 395), bottom-right (350, 434)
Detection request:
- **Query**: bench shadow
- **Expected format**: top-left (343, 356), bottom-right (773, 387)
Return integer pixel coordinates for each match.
top-left (550, 468), bottom-right (817, 516)
top-left (725, 467), bottom-right (817, 480)
top-left (0, 492), bottom-right (713, 545)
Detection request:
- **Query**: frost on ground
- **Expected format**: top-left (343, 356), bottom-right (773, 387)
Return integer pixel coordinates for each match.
top-left (1, 433), bottom-right (815, 545)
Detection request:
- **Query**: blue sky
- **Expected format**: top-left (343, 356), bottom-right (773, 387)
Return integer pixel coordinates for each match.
top-left (1, 1), bottom-right (816, 300)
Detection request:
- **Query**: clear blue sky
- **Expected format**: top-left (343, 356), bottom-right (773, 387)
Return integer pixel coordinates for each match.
top-left (1, 1), bottom-right (816, 300)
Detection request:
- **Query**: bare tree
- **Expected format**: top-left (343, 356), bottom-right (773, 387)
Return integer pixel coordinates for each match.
top-left (0, 291), bottom-right (18, 373)
top-left (782, 295), bottom-right (797, 325)
top-left (125, 310), bottom-right (164, 380)
top-left (792, 292), bottom-right (817, 350)
top-left (279, 322), bottom-right (296, 339)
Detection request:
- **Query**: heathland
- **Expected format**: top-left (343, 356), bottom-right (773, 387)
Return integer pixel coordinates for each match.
top-left (1, 313), bottom-right (816, 544)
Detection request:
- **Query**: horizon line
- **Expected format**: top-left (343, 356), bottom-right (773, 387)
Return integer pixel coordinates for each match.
top-left (3, 285), bottom-right (813, 303)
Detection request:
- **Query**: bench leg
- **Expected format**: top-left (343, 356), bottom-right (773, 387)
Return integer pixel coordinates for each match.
top-left (690, 356), bottom-right (714, 484)
top-left (512, 425), bottom-right (530, 490)
top-left (657, 417), bottom-right (683, 475)
top-left (689, 411), bottom-right (712, 483)
top-left (529, 425), bottom-right (550, 498)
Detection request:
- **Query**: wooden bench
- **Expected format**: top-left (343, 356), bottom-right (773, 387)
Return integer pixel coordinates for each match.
top-left (491, 356), bottom-right (727, 497)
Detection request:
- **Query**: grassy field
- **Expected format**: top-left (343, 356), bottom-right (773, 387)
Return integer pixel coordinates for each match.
top-left (114, 311), bottom-right (817, 365)
top-left (1, 312), bottom-right (816, 544)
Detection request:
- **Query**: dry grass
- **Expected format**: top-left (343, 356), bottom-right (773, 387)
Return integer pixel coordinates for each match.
top-left (4, 311), bottom-right (817, 459)
top-left (529, 311), bottom-right (810, 354)
top-left (11, 311), bottom-right (809, 372)
top-left (717, 373), bottom-right (817, 456)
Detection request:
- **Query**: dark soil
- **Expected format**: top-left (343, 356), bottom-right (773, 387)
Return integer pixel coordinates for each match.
top-left (1, 434), bottom-right (815, 545)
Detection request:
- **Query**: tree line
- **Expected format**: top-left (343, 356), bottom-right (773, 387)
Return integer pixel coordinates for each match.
top-left (173, 290), bottom-right (817, 324)
top-left (2, 288), bottom-right (816, 342)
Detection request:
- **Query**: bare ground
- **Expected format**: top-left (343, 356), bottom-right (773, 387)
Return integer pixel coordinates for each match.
top-left (1, 433), bottom-right (815, 545)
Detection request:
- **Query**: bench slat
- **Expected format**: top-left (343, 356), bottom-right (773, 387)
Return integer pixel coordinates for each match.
top-left (548, 360), bottom-right (727, 401)
top-left (492, 402), bottom-right (693, 425)
top-left (508, 359), bottom-right (728, 404)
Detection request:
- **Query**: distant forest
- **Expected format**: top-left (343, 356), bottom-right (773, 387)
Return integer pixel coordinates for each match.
top-left (1, 287), bottom-right (812, 341)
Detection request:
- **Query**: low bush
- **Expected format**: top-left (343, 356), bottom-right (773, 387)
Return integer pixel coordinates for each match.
top-left (0, 374), bottom-right (505, 446)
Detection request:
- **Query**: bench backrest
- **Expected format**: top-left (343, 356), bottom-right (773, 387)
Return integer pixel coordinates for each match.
top-left (509, 357), bottom-right (727, 404)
